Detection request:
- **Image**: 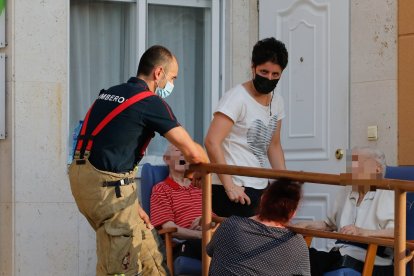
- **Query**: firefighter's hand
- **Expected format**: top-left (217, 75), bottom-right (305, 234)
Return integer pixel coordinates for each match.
top-left (138, 205), bottom-right (153, 229)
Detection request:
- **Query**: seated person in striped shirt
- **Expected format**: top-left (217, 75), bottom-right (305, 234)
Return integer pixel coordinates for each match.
top-left (150, 143), bottom-right (207, 259)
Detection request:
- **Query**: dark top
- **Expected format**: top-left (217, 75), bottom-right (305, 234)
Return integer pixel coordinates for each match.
top-left (207, 216), bottom-right (310, 276)
top-left (84, 77), bottom-right (179, 173)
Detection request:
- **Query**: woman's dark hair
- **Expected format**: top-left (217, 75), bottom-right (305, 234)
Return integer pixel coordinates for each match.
top-left (252, 37), bottom-right (288, 70)
top-left (257, 178), bottom-right (302, 224)
top-left (137, 45), bottom-right (174, 76)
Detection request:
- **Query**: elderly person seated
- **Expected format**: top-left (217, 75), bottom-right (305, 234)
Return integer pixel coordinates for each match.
top-left (207, 178), bottom-right (310, 276)
top-left (295, 147), bottom-right (394, 276)
top-left (150, 143), bottom-right (208, 260)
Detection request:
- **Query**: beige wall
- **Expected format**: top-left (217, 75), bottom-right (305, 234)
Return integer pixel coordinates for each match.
top-left (0, 0), bottom-right (80, 275)
top-left (398, 0), bottom-right (414, 165)
top-left (228, 0), bottom-right (258, 87)
top-left (350, 0), bottom-right (398, 165)
top-left (0, 0), bottom-right (15, 274)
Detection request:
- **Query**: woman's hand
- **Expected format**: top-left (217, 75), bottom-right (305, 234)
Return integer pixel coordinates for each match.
top-left (224, 184), bottom-right (251, 205)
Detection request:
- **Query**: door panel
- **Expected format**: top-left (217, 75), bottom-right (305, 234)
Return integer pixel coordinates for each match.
top-left (260, 0), bottom-right (349, 250)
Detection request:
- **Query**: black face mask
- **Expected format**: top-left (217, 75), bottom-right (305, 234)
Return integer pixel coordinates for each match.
top-left (252, 74), bottom-right (279, 94)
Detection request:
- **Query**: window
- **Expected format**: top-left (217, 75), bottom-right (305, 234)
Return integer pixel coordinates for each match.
top-left (69, 0), bottom-right (222, 164)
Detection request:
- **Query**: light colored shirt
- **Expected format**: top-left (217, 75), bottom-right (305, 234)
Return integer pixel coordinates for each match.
top-left (212, 84), bottom-right (285, 189)
top-left (325, 186), bottom-right (395, 265)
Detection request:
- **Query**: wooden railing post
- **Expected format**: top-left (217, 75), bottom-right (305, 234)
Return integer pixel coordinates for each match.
top-left (362, 244), bottom-right (378, 276)
top-left (394, 188), bottom-right (407, 275)
top-left (164, 232), bottom-right (174, 274)
top-left (201, 173), bottom-right (212, 276)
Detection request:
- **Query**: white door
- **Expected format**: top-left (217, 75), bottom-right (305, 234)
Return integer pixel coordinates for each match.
top-left (260, 0), bottom-right (349, 250)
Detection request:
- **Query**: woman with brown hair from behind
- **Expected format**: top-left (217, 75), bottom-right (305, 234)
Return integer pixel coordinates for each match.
top-left (207, 178), bottom-right (310, 276)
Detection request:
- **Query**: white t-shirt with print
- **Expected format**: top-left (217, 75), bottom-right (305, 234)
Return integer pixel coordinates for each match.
top-left (212, 84), bottom-right (285, 189)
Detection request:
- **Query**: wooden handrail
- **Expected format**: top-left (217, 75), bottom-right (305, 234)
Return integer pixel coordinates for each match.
top-left (190, 163), bottom-right (341, 184)
top-left (190, 163), bottom-right (414, 191)
top-left (288, 226), bottom-right (414, 250)
top-left (193, 162), bottom-right (414, 276)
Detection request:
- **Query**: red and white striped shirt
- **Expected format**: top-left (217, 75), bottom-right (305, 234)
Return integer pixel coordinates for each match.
top-left (150, 177), bottom-right (203, 229)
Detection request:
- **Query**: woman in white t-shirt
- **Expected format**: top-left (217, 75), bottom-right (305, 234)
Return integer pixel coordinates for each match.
top-left (204, 37), bottom-right (288, 217)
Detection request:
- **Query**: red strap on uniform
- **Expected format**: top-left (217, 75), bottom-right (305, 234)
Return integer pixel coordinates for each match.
top-left (76, 91), bottom-right (155, 156)
top-left (75, 101), bottom-right (96, 152)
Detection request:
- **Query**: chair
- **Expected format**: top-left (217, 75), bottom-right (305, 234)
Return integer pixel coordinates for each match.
top-left (141, 163), bottom-right (169, 215)
top-left (140, 163), bottom-right (202, 276)
top-left (385, 166), bottom-right (414, 240)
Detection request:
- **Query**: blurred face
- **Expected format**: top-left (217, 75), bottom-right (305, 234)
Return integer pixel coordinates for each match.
top-left (349, 151), bottom-right (381, 180)
top-left (164, 145), bottom-right (186, 173)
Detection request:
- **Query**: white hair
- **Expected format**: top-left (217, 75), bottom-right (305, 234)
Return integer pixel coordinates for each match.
top-left (164, 143), bottom-right (177, 157)
top-left (351, 146), bottom-right (386, 175)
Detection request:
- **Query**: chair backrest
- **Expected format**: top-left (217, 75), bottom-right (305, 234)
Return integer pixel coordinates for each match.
top-left (140, 163), bottom-right (169, 214)
top-left (385, 166), bottom-right (414, 240)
